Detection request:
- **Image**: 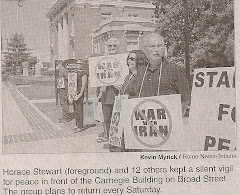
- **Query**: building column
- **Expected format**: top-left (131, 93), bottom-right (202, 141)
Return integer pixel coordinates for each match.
top-left (62, 13), bottom-right (69, 60)
top-left (69, 11), bottom-right (75, 59)
top-left (50, 25), bottom-right (54, 67)
top-left (50, 21), bottom-right (58, 66)
top-left (57, 18), bottom-right (63, 60)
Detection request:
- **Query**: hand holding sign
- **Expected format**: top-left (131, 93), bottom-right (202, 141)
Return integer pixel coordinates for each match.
top-left (74, 94), bottom-right (81, 101)
top-left (100, 86), bottom-right (107, 92)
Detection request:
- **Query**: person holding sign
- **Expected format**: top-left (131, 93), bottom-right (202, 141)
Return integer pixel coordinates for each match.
top-left (71, 59), bottom-right (88, 133)
top-left (96, 38), bottom-right (120, 143)
top-left (138, 33), bottom-right (190, 115)
top-left (57, 60), bottom-right (70, 123)
top-left (120, 50), bottom-right (147, 98)
top-left (112, 50), bottom-right (148, 152)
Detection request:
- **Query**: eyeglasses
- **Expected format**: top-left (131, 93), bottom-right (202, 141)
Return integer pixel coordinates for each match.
top-left (127, 57), bottom-right (136, 61)
top-left (146, 45), bottom-right (164, 49)
top-left (108, 44), bottom-right (117, 48)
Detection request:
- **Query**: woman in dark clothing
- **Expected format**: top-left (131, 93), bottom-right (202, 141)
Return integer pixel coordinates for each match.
top-left (120, 50), bottom-right (148, 98)
top-left (109, 50), bottom-right (148, 152)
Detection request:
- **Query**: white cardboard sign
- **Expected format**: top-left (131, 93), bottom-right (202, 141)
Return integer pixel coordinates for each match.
top-left (109, 95), bottom-right (129, 147)
top-left (188, 67), bottom-right (236, 151)
top-left (68, 72), bottom-right (78, 101)
top-left (88, 53), bottom-right (129, 87)
top-left (122, 95), bottom-right (184, 150)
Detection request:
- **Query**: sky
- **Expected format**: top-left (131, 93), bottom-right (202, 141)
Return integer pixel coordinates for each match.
top-left (1, 0), bottom-right (55, 62)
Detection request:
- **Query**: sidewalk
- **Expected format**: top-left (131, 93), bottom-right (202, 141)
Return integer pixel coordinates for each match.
top-left (2, 82), bottom-right (108, 154)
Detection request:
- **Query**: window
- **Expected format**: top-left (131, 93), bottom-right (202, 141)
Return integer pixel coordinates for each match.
top-left (126, 31), bottom-right (140, 52)
top-left (93, 41), bottom-right (100, 54)
top-left (127, 42), bottom-right (139, 51)
top-left (152, 15), bottom-right (159, 24)
top-left (128, 14), bottom-right (138, 18)
top-left (101, 12), bottom-right (112, 19)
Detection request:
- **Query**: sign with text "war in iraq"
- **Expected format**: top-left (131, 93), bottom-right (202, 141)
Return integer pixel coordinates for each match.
top-left (89, 53), bottom-right (129, 87)
top-left (188, 67), bottom-right (236, 151)
top-left (122, 95), bottom-right (184, 150)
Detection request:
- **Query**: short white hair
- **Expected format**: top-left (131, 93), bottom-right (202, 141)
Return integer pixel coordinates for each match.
top-left (106, 38), bottom-right (120, 46)
top-left (144, 33), bottom-right (165, 47)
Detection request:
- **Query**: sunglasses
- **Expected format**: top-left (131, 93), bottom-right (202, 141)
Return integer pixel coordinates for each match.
top-left (127, 57), bottom-right (136, 61)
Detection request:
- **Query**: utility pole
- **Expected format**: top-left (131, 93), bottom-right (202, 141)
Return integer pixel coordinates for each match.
top-left (6, 38), bottom-right (13, 74)
top-left (183, 0), bottom-right (190, 83)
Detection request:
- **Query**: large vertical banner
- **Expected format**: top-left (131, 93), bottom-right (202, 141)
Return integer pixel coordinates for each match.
top-left (88, 53), bottom-right (129, 87)
top-left (122, 95), bottom-right (184, 150)
top-left (188, 67), bottom-right (236, 151)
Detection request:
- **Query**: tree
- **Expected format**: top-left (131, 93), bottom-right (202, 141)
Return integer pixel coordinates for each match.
top-left (3, 33), bottom-right (30, 74)
top-left (152, 0), bottom-right (234, 69)
top-left (28, 56), bottom-right (38, 68)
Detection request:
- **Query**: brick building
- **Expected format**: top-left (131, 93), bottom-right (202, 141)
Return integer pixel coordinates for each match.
top-left (92, 17), bottom-right (156, 55)
top-left (46, 0), bottom-right (156, 65)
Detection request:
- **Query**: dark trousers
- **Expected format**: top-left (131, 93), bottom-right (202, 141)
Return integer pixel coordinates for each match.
top-left (102, 104), bottom-right (114, 138)
top-left (59, 88), bottom-right (69, 119)
top-left (73, 97), bottom-right (84, 128)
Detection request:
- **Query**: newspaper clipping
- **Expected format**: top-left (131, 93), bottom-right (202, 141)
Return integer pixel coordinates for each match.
top-left (1, 0), bottom-right (239, 194)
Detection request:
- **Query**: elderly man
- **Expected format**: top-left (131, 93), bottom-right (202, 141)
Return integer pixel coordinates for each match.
top-left (106, 38), bottom-right (120, 55)
top-left (96, 38), bottom-right (120, 142)
top-left (138, 33), bottom-right (190, 115)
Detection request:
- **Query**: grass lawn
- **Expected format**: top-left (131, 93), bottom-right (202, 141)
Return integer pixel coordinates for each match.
top-left (8, 75), bottom-right (55, 85)
top-left (18, 84), bottom-right (56, 100)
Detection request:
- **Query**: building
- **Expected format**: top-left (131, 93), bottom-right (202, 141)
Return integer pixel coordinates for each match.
top-left (92, 17), bottom-right (156, 55)
top-left (46, 0), bottom-right (156, 65)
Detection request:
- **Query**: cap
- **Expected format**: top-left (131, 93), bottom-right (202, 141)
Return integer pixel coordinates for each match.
top-left (62, 59), bottom-right (77, 68)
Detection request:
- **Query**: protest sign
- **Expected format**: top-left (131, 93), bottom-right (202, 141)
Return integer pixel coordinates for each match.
top-left (57, 77), bottom-right (65, 89)
top-left (93, 99), bottom-right (104, 122)
top-left (188, 67), bottom-right (236, 151)
top-left (109, 95), bottom-right (128, 147)
top-left (122, 95), bottom-right (184, 150)
top-left (88, 53), bottom-right (129, 87)
top-left (68, 72), bottom-right (77, 102)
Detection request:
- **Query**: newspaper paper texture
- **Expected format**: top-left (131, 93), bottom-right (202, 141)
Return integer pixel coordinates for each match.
top-left (1, 0), bottom-right (239, 194)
